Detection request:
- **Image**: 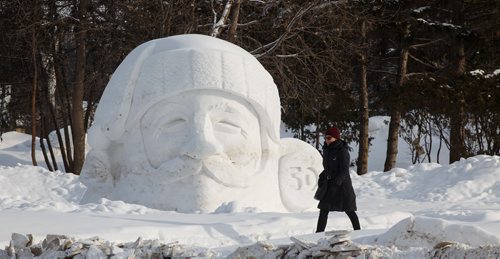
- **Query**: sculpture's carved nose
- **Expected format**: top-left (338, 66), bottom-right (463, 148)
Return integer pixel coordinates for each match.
top-left (182, 113), bottom-right (222, 160)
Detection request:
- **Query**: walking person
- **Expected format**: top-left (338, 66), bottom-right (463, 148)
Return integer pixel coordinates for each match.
top-left (315, 127), bottom-right (360, 232)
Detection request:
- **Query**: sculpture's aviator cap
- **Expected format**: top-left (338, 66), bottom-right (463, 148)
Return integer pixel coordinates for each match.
top-left (91, 34), bottom-right (280, 147)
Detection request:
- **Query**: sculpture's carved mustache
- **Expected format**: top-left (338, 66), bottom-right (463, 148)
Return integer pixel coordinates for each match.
top-left (154, 155), bottom-right (249, 188)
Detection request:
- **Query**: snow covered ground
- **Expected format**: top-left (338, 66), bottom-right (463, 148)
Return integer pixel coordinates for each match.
top-left (1, 117), bottom-right (499, 258)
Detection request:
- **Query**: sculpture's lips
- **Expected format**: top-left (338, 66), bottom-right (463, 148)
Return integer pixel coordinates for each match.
top-left (153, 155), bottom-right (250, 188)
top-left (202, 159), bottom-right (249, 188)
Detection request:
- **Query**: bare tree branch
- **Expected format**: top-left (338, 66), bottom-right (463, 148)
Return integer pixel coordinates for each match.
top-left (311, 0), bottom-right (348, 11)
top-left (409, 38), bottom-right (444, 49)
top-left (406, 72), bottom-right (432, 77)
top-left (251, 3), bottom-right (316, 59)
top-left (408, 52), bottom-right (441, 69)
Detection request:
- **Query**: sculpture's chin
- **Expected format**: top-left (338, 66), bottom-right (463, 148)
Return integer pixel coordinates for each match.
top-left (102, 153), bottom-right (283, 213)
top-left (111, 172), bottom-right (244, 213)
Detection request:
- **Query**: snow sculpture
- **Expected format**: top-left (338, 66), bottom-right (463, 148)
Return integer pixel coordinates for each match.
top-left (80, 34), bottom-right (322, 213)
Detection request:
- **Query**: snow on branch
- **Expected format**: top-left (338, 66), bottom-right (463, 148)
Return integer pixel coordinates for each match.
top-left (415, 18), bottom-right (465, 32)
top-left (211, 0), bottom-right (233, 37)
top-left (469, 69), bottom-right (500, 79)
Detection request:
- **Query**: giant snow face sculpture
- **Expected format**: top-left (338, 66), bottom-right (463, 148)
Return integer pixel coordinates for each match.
top-left (139, 91), bottom-right (263, 188)
top-left (80, 34), bottom-right (322, 213)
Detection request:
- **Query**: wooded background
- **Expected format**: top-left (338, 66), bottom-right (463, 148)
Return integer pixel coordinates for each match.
top-left (0, 0), bottom-right (499, 175)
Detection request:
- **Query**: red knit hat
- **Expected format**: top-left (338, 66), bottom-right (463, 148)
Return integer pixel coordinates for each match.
top-left (325, 127), bottom-right (341, 140)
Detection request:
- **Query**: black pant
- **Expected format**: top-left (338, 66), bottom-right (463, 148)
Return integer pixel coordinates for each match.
top-left (315, 209), bottom-right (360, 232)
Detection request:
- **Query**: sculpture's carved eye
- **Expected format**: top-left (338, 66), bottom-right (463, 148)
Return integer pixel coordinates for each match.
top-left (214, 119), bottom-right (248, 137)
top-left (162, 117), bottom-right (187, 132)
top-left (218, 120), bottom-right (240, 129)
top-left (215, 120), bottom-right (240, 132)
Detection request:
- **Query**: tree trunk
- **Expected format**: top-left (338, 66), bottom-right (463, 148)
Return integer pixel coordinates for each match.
top-left (46, 133), bottom-right (58, 171)
top-left (449, 0), bottom-right (466, 163)
top-left (384, 24), bottom-right (410, 172)
top-left (55, 41), bottom-right (72, 171)
top-left (84, 85), bottom-right (94, 132)
top-left (64, 124), bottom-right (73, 168)
top-left (0, 85), bottom-right (7, 138)
top-left (49, 0), bottom-right (70, 172)
top-left (452, 86), bottom-right (466, 161)
top-left (39, 78), bottom-right (55, 171)
top-left (226, 0), bottom-right (241, 42)
top-left (30, 6), bottom-right (38, 167)
top-left (384, 110), bottom-right (401, 171)
top-left (41, 75), bottom-right (59, 172)
top-left (39, 124), bottom-right (53, 172)
top-left (357, 20), bottom-right (369, 175)
top-left (315, 111), bottom-right (320, 150)
top-left (426, 120), bottom-right (432, 162)
top-left (61, 43), bottom-right (74, 168)
top-left (50, 82), bottom-right (70, 171)
top-left (71, 0), bottom-right (88, 175)
top-left (59, 68), bottom-right (74, 170)
top-left (437, 128), bottom-right (443, 164)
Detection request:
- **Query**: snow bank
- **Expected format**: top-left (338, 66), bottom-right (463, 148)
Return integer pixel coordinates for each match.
top-left (2, 126), bottom-right (500, 257)
top-left (0, 132), bottom-right (39, 166)
top-left (0, 165), bottom-right (85, 211)
top-left (0, 165), bottom-right (155, 215)
top-left (354, 155), bottom-right (500, 204)
top-left (373, 216), bottom-right (500, 248)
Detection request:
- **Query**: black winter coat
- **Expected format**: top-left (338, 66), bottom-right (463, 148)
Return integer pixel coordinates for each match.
top-left (317, 140), bottom-right (357, 211)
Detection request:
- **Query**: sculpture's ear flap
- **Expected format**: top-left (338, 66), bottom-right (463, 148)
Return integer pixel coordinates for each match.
top-left (79, 149), bottom-right (114, 203)
top-left (80, 127), bottom-right (114, 203)
top-left (278, 138), bottom-right (323, 212)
